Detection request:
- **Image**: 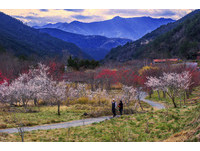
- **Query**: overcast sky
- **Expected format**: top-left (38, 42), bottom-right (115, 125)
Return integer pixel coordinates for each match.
top-left (0, 9), bottom-right (193, 26)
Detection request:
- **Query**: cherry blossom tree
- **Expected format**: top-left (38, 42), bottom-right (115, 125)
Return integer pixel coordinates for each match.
top-left (28, 63), bottom-right (68, 115)
top-left (8, 73), bottom-right (31, 107)
top-left (0, 80), bottom-right (9, 104)
top-left (47, 81), bottom-right (67, 115)
top-left (121, 85), bottom-right (136, 106)
top-left (1, 63), bottom-right (68, 115)
top-left (145, 76), bottom-right (164, 100)
top-left (145, 71), bottom-right (192, 108)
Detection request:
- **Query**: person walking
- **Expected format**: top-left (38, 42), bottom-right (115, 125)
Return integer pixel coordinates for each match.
top-left (118, 100), bottom-right (123, 115)
top-left (112, 99), bottom-right (117, 117)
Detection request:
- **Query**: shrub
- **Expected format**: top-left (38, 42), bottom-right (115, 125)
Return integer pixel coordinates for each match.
top-left (75, 97), bottom-right (96, 105)
top-left (0, 124), bottom-right (7, 129)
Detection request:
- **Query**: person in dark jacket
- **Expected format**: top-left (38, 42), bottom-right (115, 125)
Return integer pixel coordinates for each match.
top-left (112, 99), bottom-right (117, 117)
top-left (118, 100), bottom-right (123, 115)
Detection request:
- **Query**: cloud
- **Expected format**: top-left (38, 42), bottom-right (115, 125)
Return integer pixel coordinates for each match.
top-left (105, 9), bottom-right (193, 20)
top-left (1, 9), bottom-right (193, 26)
top-left (72, 15), bottom-right (93, 20)
top-left (13, 15), bottom-right (70, 26)
top-left (39, 9), bottom-right (49, 12)
top-left (155, 10), bottom-right (176, 16)
top-left (64, 9), bottom-right (84, 12)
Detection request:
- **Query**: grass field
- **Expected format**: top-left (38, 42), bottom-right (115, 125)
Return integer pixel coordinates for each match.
top-left (0, 88), bottom-right (199, 142)
top-left (0, 102), bottom-right (199, 142)
top-left (0, 106), bottom-right (84, 129)
top-left (146, 87), bottom-right (200, 108)
top-left (0, 98), bottom-right (151, 129)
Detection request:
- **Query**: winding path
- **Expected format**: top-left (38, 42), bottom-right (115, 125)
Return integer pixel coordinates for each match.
top-left (0, 116), bottom-right (114, 134)
top-left (141, 92), bottom-right (166, 109)
top-left (0, 94), bottom-right (165, 134)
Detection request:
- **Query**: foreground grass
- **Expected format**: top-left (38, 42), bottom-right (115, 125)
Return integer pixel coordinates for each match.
top-left (146, 87), bottom-right (200, 108)
top-left (0, 105), bottom-right (85, 129)
top-left (0, 100), bottom-right (150, 129)
top-left (0, 102), bottom-right (199, 142)
top-left (1, 87), bottom-right (199, 142)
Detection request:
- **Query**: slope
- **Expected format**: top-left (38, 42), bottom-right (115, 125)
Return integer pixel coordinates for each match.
top-left (39, 28), bottom-right (131, 60)
top-left (0, 12), bottom-right (91, 61)
top-left (104, 10), bottom-right (200, 62)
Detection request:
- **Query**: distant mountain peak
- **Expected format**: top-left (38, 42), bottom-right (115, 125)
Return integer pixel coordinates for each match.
top-left (70, 20), bottom-right (82, 24)
top-left (0, 11), bottom-right (90, 61)
top-left (104, 9), bottom-right (200, 62)
top-left (112, 16), bottom-right (123, 19)
top-left (35, 16), bottom-right (174, 40)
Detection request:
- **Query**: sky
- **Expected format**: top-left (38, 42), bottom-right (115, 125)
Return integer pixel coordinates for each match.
top-left (0, 9), bottom-right (193, 26)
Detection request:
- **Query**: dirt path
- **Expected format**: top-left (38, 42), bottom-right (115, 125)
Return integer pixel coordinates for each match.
top-left (0, 94), bottom-right (165, 134)
top-left (141, 92), bottom-right (165, 109)
top-left (0, 116), bottom-right (115, 134)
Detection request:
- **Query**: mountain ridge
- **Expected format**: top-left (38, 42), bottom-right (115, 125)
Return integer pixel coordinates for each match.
top-left (104, 10), bottom-right (200, 62)
top-left (34, 16), bottom-right (175, 40)
top-left (0, 11), bottom-right (91, 61)
top-left (39, 28), bottom-right (131, 60)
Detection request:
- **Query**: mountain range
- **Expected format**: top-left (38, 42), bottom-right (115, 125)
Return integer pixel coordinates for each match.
top-left (34, 16), bottom-right (175, 40)
top-left (0, 12), bottom-right (91, 62)
top-left (104, 10), bottom-right (200, 62)
top-left (38, 28), bottom-right (131, 60)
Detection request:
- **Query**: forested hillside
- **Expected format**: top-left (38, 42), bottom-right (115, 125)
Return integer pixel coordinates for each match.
top-left (39, 28), bottom-right (131, 60)
top-left (105, 10), bottom-right (200, 62)
top-left (0, 12), bottom-right (91, 61)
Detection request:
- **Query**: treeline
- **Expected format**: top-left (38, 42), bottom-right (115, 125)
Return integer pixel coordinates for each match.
top-left (67, 56), bottom-right (100, 70)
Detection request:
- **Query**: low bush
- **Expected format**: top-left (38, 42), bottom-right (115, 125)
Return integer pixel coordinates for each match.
top-left (75, 97), bottom-right (96, 105)
top-left (0, 124), bottom-right (7, 129)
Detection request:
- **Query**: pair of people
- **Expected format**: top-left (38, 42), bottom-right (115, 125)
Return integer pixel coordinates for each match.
top-left (112, 99), bottom-right (123, 117)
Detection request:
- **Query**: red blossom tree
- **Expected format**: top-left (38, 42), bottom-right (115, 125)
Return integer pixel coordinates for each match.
top-left (95, 69), bottom-right (118, 90)
top-left (0, 71), bottom-right (9, 85)
top-left (48, 61), bottom-right (64, 81)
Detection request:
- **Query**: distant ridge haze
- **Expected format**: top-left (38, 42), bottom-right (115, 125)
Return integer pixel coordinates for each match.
top-left (39, 28), bottom-right (131, 60)
top-left (34, 16), bottom-right (175, 40)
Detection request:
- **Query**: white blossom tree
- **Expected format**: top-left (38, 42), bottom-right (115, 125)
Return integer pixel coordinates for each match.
top-left (145, 76), bottom-right (164, 100)
top-left (47, 81), bottom-right (67, 115)
top-left (121, 85), bottom-right (136, 106)
top-left (0, 80), bottom-right (9, 104)
top-left (1, 63), bottom-right (69, 115)
top-left (145, 71), bottom-right (192, 108)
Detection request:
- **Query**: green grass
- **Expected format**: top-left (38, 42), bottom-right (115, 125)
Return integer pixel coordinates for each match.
top-left (0, 100), bottom-right (151, 129)
top-left (0, 105), bottom-right (85, 129)
top-left (0, 87), bottom-right (199, 142)
top-left (146, 87), bottom-right (200, 108)
top-left (1, 103), bottom-right (199, 142)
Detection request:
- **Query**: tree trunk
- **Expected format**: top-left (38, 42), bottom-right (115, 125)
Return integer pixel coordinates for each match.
top-left (148, 92), bottom-right (152, 98)
top-left (57, 101), bottom-right (61, 116)
top-left (91, 84), bottom-right (93, 91)
top-left (148, 90), bottom-right (153, 98)
top-left (163, 91), bottom-right (166, 98)
top-left (172, 97), bottom-right (177, 108)
top-left (157, 90), bottom-right (161, 100)
top-left (22, 98), bottom-right (26, 107)
top-left (184, 92), bottom-right (186, 105)
top-left (138, 100), bottom-right (143, 111)
top-left (34, 98), bottom-right (38, 106)
top-left (20, 132), bottom-right (24, 142)
top-left (186, 90), bottom-right (190, 99)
